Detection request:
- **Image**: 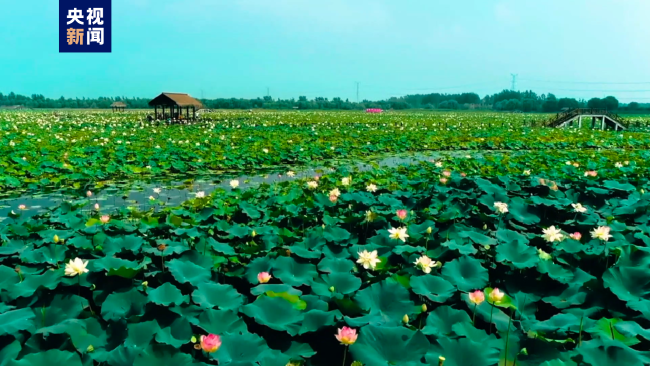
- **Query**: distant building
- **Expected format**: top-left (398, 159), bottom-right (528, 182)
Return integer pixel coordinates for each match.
top-left (110, 101), bottom-right (126, 112)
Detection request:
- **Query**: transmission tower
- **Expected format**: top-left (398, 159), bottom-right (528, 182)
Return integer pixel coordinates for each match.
top-left (356, 82), bottom-right (359, 103)
top-left (511, 74), bottom-right (518, 91)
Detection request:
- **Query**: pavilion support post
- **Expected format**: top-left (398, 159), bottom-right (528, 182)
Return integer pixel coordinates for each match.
top-left (578, 116), bottom-right (582, 128)
top-left (193, 106), bottom-right (196, 120)
top-left (186, 106), bottom-right (189, 120)
top-left (602, 117), bottom-right (605, 131)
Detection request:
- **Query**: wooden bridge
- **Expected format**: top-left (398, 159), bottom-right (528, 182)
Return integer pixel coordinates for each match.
top-left (547, 108), bottom-right (627, 130)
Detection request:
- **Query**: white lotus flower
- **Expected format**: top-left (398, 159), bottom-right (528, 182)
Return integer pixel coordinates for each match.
top-left (329, 188), bottom-right (341, 198)
top-left (357, 250), bottom-right (381, 270)
top-left (494, 202), bottom-right (508, 214)
top-left (341, 177), bottom-right (351, 186)
top-left (388, 227), bottom-right (409, 242)
top-left (65, 258), bottom-right (89, 277)
top-left (307, 181), bottom-right (318, 189)
top-left (230, 180), bottom-right (240, 188)
top-left (591, 226), bottom-right (612, 241)
top-left (571, 203), bottom-right (587, 213)
top-left (542, 226), bottom-right (564, 242)
top-left (366, 184), bottom-right (378, 192)
top-left (414, 255), bottom-right (437, 274)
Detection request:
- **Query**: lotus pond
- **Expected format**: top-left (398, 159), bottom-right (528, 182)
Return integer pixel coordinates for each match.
top-left (1, 110), bottom-right (650, 366)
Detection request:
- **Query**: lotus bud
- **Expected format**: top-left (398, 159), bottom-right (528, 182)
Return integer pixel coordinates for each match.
top-left (251, 230), bottom-right (257, 237)
top-left (484, 245), bottom-right (490, 250)
top-left (142, 281), bottom-right (149, 289)
top-left (483, 224), bottom-right (487, 230)
top-left (426, 227), bottom-right (432, 234)
top-left (421, 304), bottom-right (428, 312)
top-left (329, 286), bottom-right (335, 292)
top-left (438, 356), bottom-right (446, 366)
top-left (402, 314), bottom-right (409, 323)
top-left (54, 235), bottom-right (60, 243)
top-left (191, 336), bottom-right (197, 343)
top-left (86, 345), bottom-right (94, 353)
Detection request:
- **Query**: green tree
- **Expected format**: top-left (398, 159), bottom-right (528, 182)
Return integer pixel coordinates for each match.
top-left (602, 96), bottom-right (619, 110)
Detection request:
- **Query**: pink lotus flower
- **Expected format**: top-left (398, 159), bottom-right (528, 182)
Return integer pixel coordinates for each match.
top-left (94, 203), bottom-right (100, 210)
top-left (440, 177), bottom-right (448, 184)
top-left (257, 272), bottom-right (272, 284)
top-left (461, 172), bottom-right (467, 177)
top-left (469, 290), bottom-right (485, 305)
top-left (570, 232), bottom-right (582, 240)
top-left (396, 209), bottom-right (407, 220)
top-left (18, 205), bottom-right (26, 210)
top-left (443, 170), bottom-right (451, 177)
top-left (584, 170), bottom-right (598, 177)
top-left (100, 215), bottom-right (110, 224)
top-left (335, 327), bottom-right (358, 345)
top-left (86, 191), bottom-right (93, 197)
top-left (200, 334), bottom-right (221, 353)
top-left (329, 194), bottom-right (338, 203)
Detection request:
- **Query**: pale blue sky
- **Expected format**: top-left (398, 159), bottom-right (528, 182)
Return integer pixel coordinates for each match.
top-left (1, 0), bottom-right (649, 101)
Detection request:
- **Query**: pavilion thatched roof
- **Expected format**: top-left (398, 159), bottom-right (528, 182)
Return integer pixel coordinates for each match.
top-left (148, 93), bottom-right (203, 108)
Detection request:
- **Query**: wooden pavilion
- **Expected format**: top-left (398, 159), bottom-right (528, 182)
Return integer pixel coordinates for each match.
top-left (148, 93), bottom-right (203, 121)
top-left (110, 101), bottom-right (126, 112)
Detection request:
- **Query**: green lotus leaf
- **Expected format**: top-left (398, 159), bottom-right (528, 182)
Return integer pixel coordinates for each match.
top-left (353, 279), bottom-right (416, 326)
top-left (603, 266), bottom-right (650, 302)
top-left (192, 282), bottom-right (244, 310)
top-left (426, 337), bottom-right (500, 366)
top-left (323, 226), bottom-right (351, 242)
top-left (167, 258), bottom-right (211, 285)
top-left (11, 349), bottom-right (81, 366)
top-left (132, 344), bottom-right (196, 366)
top-left (537, 260), bottom-right (574, 284)
top-left (509, 197), bottom-right (541, 225)
top-left (348, 325), bottom-right (429, 366)
top-left (576, 339), bottom-right (646, 366)
top-left (442, 239), bottom-right (478, 255)
top-left (207, 237), bottom-right (236, 255)
top-left (241, 296), bottom-right (304, 335)
top-left (531, 313), bottom-right (583, 334)
top-left (245, 256), bottom-right (275, 284)
top-left (614, 321), bottom-right (650, 342)
top-left (147, 282), bottom-right (188, 307)
top-left (273, 256), bottom-right (318, 287)
top-left (197, 309), bottom-right (247, 335)
top-left (586, 318), bottom-right (640, 346)
top-left (298, 309), bottom-right (342, 334)
top-left (496, 240), bottom-right (539, 268)
top-left (125, 320), bottom-right (161, 348)
top-left (266, 291), bottom-right (307, 310)
top-left (441, 256), bottom-right (489, 292)
top-left (155, 316), bottom-right (193, 348)
top-left (8, 268), bottom-right (62, 300)
top-left (0, 308), bottom-right (35, 336)
top-left (250, 284), bottom-right (302, 296)
top-left (19, 244), bottom-right (66, 265)
top-left (460, 230), bottom-right (497, 246)
top-left (290, 245), bottom-right (322, 259)
top-left (422, 305), bottom-right (472, 337)
top-left (311, 272), bottom-right (361, 296)
top-left (410, 275), bottom-right (456, 303)
top-left (318, 257), bottom-right (355, 273)
top-left (90, 256), bottom-right (151, 279)
top-left (102, 235), bottom-right (144, 255)
top-left (209, 332), bottom-right (275, 365)
top-left (542, 285), bottom-right (586, 309)
top-left (100, 287), bottom-right (147, 321)
top-left (0, 340), bottom-right (20, 366)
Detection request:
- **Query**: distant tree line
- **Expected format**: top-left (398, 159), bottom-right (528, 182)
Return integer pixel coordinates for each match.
top-left (0, 90), bottom-right (648, 112)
